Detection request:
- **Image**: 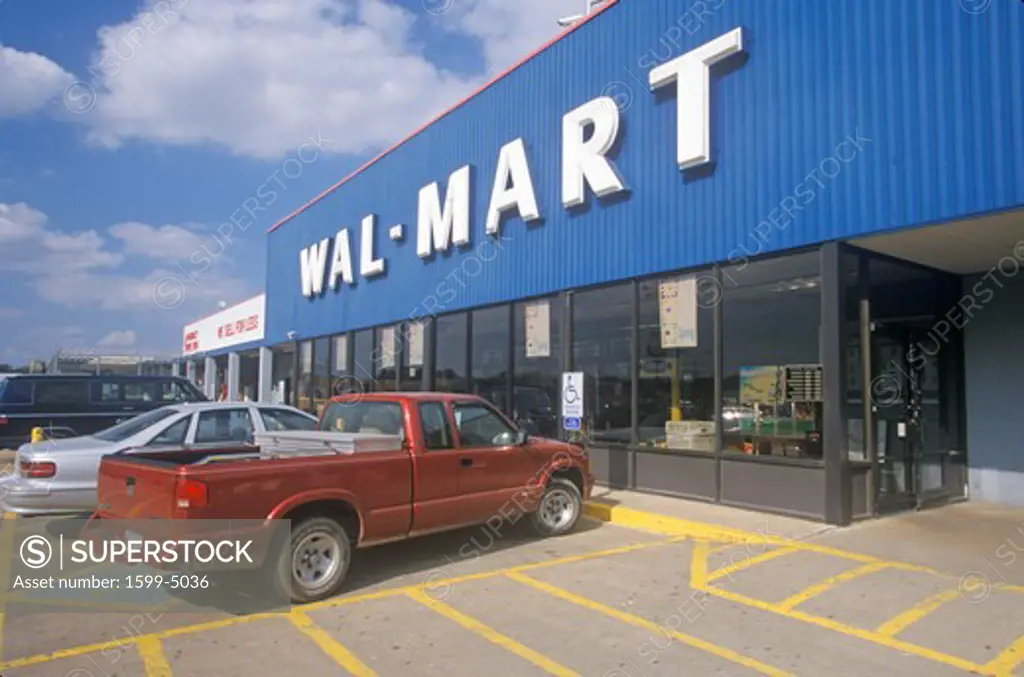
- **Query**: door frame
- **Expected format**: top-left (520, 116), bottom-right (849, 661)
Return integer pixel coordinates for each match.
top-left (847, 244), bottom-right (967, 517)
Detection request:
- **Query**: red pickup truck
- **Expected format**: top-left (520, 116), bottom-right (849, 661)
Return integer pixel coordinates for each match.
top-left (93, 392), bottom-right (593, 603)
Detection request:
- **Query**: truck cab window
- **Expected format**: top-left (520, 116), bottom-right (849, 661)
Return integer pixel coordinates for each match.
top-left (419, 402), bottom-right (453, 450)
top-left (453, 403), bottom-right (517, 447)
top-left (320, 401), bottom-right (404, 437)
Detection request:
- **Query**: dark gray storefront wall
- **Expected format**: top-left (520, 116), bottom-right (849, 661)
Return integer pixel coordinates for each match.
top-left (963, 274), bottom-right (1024, 507)
top-left (720, 458), bottom-right (827, 520)
top-left (588, 447), bottom-right (828, 522)
top-left (635, 452), bottom-right (717, 502)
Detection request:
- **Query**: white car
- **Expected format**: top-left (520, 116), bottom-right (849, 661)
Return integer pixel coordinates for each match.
top-left (0, 401), bottom-right (317, 516)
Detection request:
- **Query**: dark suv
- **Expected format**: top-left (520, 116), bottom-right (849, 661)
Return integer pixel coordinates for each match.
top-left (0, 374), bottom-right (207, 449)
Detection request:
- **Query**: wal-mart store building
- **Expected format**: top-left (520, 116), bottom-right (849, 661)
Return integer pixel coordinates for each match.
top-left (179, 0), bottom-right (1024, 526)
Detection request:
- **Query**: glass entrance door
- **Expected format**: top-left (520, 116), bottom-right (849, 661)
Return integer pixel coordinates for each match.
top-left (870, 320), bottom-right (965, 512)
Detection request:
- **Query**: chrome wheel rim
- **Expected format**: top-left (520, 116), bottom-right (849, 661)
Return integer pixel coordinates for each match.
top-left (539, 488), bottom-right (577, 530)
top-left (292, 531), bottom-right (343, 590)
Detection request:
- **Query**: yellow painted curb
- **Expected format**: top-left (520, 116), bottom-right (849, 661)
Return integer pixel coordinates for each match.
top-left (583, 501), bottom-right (778, 546)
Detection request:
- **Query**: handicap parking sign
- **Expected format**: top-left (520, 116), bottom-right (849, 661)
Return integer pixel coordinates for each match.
top-left (561, 372), bottom-right (584, 419)
top-left (563, 416), bottom-right (581, 431)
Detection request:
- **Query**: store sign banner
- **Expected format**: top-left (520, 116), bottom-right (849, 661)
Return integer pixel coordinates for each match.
top-left (658, 278), bottom-right (698, 348)
top-left (295, 28), bottom-right (746, 302)
top-left (181, 295), bottom-right (266, 357)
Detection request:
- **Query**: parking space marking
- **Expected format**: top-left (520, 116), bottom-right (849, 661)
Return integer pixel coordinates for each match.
top-left (699, 578), bottom-right (991, 674)
top-left (406, 588), bottom-right (580, 677)
top-left (776, 561), bottom-right (891, 612)
top-left (984, 634), bottom-right (1024, 676)
top-left (874, 588), bottom-right (962, 637)
top-left (505, 571), bottom-right (794, 677)
top-left (0, 535), bottom-right (684, 672)
top-left (707, 545), bottom-right (800, 584)
top-left (0, 511), bottom-right (20, 660)
top-left (289, 610), bottom-right (376, 676)
top-left (136, 636), bottom-right (173, 677)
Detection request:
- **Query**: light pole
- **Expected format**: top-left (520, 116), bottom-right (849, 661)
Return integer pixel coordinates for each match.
top-left (557, 0), bottom-right (608, 27)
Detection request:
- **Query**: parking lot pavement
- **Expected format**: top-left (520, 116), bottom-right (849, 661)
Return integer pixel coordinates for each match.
top-left (1, 499), bottom-right (1024, 677)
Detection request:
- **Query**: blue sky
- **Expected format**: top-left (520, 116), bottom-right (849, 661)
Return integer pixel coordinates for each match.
top-left (0, 0), bottom-right (581, 365)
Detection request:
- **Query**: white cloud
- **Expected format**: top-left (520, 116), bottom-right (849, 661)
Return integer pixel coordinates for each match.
top-left (441, 0), bottom-right (583, 74)
top-left (0, 202), bottom-right (252, 313)
top-left (0, 44), bottom-right (75, 118)
top-left (62, 0), bottom-right (582, 159)
top-left (0, 204), bottom-right (122, 274)
top-left (33, 262), bottom-right (251, 313)
top-left (0, 202), bottom-right (47, 241)
top-left (98, 330), bottom-right (138, 347)
top-left (109, 221), bottom-right (209, 262)
top-left (78, 0), bottom-right (475, 159)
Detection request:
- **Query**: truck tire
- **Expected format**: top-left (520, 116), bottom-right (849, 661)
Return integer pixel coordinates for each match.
top-left (281, 516), bottom-right (353, 604)
top-left (530, 477), bottom-right (582, 537)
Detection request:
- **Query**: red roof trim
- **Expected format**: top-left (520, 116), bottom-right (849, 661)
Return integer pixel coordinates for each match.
top-left (267, 0), bottom-right (619, 235)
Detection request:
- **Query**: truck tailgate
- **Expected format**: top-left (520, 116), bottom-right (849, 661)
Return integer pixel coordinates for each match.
top-left (96, 455), bottom-right (180, 519)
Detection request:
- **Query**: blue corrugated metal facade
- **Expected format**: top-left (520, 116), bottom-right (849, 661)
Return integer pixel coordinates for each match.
top-left (264, 0), bottom-right (1024, 344)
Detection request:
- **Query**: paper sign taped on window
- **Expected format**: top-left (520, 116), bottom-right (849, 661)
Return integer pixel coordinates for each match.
top-left (658, 277), bottom-right (698, 348)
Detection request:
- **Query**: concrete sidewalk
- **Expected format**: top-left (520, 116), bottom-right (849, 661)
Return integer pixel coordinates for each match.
top-left (586, 489), bottom-right (1024, 586)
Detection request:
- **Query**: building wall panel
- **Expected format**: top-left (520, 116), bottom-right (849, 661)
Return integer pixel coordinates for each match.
top-left (265, 0), bottom-right (1024, 343)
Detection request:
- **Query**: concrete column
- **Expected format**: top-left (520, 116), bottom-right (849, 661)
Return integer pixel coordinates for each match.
top-left (258, 347), bottom-right (273, 403)
top-left (204, 356), bottom-right (218, 399)
top-left (227, 352), bottom-right (241, 401)
top-left (171, 362), bottom-right (182, 377)
top-left (185, 360), bottom-right (196, 383)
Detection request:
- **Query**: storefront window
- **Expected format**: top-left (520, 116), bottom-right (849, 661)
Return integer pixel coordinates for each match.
top-left (513, 297), bottom-right (562, 438)
top-left (637, 275), bottom-right (715, 452)
top-left (270, 344), bottom-right (295, 406)
top-left (721, 252), bottom-right (823, 459)
top-left (572, 284), bottom-right (632, 444)
top-left (400, 321), bottom-right (425, 391)
top-left (330, 334), bottom-right (350, 395)
top-left (353, 329), bottom-right (374, 391)
top-left (214, 355), bottom-right (229, 401)
top-left (297, 341), bottom-right (313, 413)
top-left (471, 305), bottom-right (510, 413)
top-left (374, 326), bottom-right (398, 391)
top-left (436, 313), bottom-right (469, 392)
top-left (239, 349), bottom-right (259, 402)
top-left (313, 336), bottom-right (331, 415)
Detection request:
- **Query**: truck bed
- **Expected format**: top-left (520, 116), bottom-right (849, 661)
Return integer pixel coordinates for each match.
top-left (95, 443), bottom-right (416, 534)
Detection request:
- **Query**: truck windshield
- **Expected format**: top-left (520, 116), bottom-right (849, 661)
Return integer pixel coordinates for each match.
top-left (94, 407), bottom-right (180, 442)
top-left (319, 401), bottom-right (404, 436)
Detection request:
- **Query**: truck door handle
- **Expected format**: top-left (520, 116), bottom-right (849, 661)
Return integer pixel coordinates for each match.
top-left (460, 458), bottom-right (473, 467)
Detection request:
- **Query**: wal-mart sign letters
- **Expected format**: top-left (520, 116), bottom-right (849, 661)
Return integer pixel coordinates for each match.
top-left (297, 29), bottom-right (746, 302)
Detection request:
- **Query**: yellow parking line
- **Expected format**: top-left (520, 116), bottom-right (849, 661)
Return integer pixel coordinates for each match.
top-left (0, 536), bottom-right (682, 671)
top-left (0, 511), bottom-right (19, 660)
top-left (136, 636), bottom-right (173, 677)
top-left (505, 571), bottom-right (793, 677)
top-left (984, 633), bottom-right (1024, 676)
top-left (701, 584), bottom-right (992, 674)
top-left (406, 588), bottom-right (579, 676)
top-left (875, 588), bottom-right (962, 637)
top-left (289, 610), bottom-right (376, 676)
top-left (776, 562), bottom-right (891, 612)
top-left (690, 539), bottom-right (709, 589)
top-left (707, 546), bottom-right (800, 584)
